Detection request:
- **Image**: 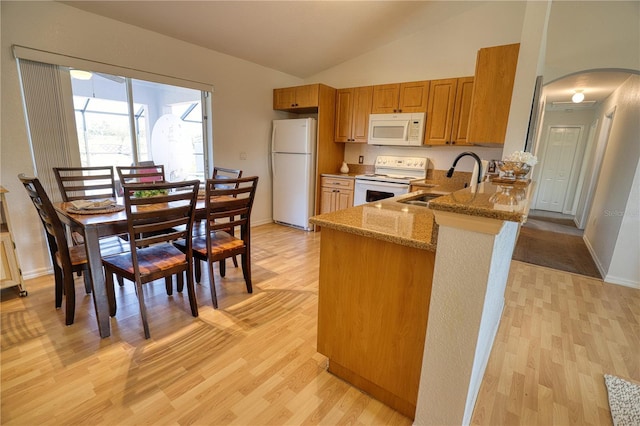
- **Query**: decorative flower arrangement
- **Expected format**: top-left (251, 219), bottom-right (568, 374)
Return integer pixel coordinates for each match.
top-left (494, 151), bottom-right (538, 181)
top-left (503, 150), bottom-right (538, 166)
top-left (133, 189), bottom-right (168, 198)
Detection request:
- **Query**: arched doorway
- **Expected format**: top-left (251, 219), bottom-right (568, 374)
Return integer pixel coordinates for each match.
top-left (530, 69), bottom-right (638, 227)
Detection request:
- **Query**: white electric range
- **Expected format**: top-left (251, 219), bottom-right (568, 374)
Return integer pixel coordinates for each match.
top-left (353, 155), bottom-right (428, 206)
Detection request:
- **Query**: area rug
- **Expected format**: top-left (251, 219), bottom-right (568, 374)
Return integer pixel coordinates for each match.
top-left (513, 226), bottom-right (602, 278)
top-left (604, 374), bottom-right (640, 426)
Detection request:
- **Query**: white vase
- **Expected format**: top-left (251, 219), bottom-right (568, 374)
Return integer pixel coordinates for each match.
top-left (340, 162), bottom-right (349, 174)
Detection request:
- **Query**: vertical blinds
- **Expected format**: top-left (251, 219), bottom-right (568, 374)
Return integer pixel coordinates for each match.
top-left (18, 59), bottom-right (75, 202)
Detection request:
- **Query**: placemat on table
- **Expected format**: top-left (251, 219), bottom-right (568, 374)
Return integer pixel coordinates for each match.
top-left (66, 204), bottom-right (125, 215)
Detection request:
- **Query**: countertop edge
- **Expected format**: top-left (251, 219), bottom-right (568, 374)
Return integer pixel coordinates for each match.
top-left (310, 212), bottom-right (437, 251)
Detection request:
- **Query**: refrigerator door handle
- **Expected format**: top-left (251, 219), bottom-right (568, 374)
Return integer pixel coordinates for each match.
top-left (271, 123), bottom-right (277, 153)
top-left (270, 124), bottom-right (276, 176)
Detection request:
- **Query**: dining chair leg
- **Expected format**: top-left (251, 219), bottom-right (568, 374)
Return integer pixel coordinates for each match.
top-left (53, 264), bottom-right (64, 309)
top-left (208, 260), bottom-right (218, 309)
top-left (105, 271), bottom-right (117, 317)
top-left (83, 273), bottom-right (92, 294)
top-left (63, 270), bottom-right (76, 325)
top-left (241, 253), bottom-right (252, 294)
top-left (177, 272), bottom-right (184, 293)
top-left (135, 281), bottom-right (151, 339)
top-left (165, 277), bottom-right (173, 296)
top-left (186, 265), bottom-right (198, 317)
top-left (194, 259), bottom-right (202, 283)
top-left (232, 255), bottom-right (238, 268)
top-left (117, 275), bottom-right (124, 287)
top-left (219, 259), bottom-right (226, 277)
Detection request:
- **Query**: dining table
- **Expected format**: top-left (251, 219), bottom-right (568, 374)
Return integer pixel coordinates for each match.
top-left (54, 195), bottom-right (209, 338)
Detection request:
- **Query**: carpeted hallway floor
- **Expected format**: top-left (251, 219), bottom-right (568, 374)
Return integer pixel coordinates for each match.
top-left (512, 210), bottom-right (602, 279)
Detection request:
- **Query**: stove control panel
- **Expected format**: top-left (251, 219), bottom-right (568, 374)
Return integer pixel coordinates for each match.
top-left (375, 156), bottom-right (427, 171)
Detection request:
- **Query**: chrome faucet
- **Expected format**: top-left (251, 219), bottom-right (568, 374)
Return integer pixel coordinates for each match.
top-left (446, 151), bottom-right (483, 184)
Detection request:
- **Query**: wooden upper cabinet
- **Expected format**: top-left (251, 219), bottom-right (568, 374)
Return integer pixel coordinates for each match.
top-left (450, 77), bottom-right (474, 146)
top-left (467, 43), bottom-right (520, 145)
top-left (273, 84), bottom-right (320, 111)
top-left (424, 77), bottom-right (474, 146)
top-left (371, 84), bottom-right (400, 114)
top-left (398, 81), bottom-right (430, 113)
top-left (371, 81), bottom-right (429, 114)
top-left (334, 86), bottom-right (373, 143)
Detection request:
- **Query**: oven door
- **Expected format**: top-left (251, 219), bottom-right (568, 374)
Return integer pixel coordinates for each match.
top-left (354, 179), bottom-right (410, 206)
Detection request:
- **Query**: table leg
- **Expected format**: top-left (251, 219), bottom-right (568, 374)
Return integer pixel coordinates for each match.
top-left (84, 226), bottom-right (111, 338)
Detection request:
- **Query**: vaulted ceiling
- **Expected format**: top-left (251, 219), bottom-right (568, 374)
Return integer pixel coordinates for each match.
top-left (62, 0), bottom-right (447, 78)
top-left (62, 1), bottom-right (634, 107)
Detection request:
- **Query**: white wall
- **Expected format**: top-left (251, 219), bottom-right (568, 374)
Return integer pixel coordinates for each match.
top-left (1, 1), bottom-right (302, 277)
top-left (306, 1), bottom-right (529, 173)
top-left (544, 1), bottom-right (640, 84)
top-left (583, 75), bottom-right (640, 287)
top-left (607, 161), bottom-right (640, 288)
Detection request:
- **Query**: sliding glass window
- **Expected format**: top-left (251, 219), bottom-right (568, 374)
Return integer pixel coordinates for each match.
top-left (71, 70), bottom-right (208, 181)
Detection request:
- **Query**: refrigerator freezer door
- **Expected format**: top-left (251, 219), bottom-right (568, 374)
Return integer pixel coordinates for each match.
top-left (272, 152), bottom-right (315, 230)
top-left (272, 118), bottom-right (315, 154)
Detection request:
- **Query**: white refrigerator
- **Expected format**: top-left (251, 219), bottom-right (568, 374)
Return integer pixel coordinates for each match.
top-left (271, 118), bottom-right (317, 231)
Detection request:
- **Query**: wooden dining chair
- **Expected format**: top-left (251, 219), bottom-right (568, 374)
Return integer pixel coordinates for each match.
top-left (175, 176), bottom-right (258, 309)
top-left (19, 174), bottom-right (126, 325)
top-left (212, 166), bottom-right (243, 188)
top-left (53, 166), bottom-right (117, 202)
top-left (53, 166), bottom-right (118, 246)
top-left (193, 166), bottom-right (244, 278)
top-left (102, 179), bottom-right (200, 339)
top-left (116, 164), bottom-right (165, 185)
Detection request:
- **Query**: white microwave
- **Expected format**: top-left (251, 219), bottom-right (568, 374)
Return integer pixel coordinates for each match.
top-left (367, 112), bottom-right (425, 146)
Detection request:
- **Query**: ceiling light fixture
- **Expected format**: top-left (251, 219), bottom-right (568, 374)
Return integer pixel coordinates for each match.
top-left (70, 69), bottom-right (93, 80)
top-left (571, 90), bottom-right (585, 103)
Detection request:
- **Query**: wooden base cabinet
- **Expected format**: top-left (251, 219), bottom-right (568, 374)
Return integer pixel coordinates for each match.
top-left (317, 228), bottom-right (435, 419)
top-left (320, 177), bottom-right (354, 213)
top-left (424, 77), bottom-right (474, 146)
top-left (0, 187), bottom-right (27, 296)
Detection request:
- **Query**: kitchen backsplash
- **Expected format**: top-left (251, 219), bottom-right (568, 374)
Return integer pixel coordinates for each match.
top-left (344, 163), bottom-right (472, 185)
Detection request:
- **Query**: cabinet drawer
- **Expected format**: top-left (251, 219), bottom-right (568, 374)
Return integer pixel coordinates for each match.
top-left (321, 177), bottom-right (354, 190)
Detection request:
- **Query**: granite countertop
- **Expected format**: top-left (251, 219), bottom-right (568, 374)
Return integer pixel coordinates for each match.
top-left (310, 197), bottom-right (438, 251)
top-left (310, 179), bottom-right (534, 251)
top-left (427, 181), bottom-right (534, 222)
top-left (321, 173), bottom-right (357, 179)
top-left (410, 179), bottom-right (467, 195)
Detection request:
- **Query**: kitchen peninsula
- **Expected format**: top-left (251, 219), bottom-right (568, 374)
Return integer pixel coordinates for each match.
top-left (310, 180), bottom-right (533, 422)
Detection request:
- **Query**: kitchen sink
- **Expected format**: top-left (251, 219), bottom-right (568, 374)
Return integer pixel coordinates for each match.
top-left (398, 192), bottom-right (446, 207)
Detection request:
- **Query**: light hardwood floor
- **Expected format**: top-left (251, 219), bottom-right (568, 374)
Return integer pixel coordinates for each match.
top-left (1, 223), bottom-right (639, 425)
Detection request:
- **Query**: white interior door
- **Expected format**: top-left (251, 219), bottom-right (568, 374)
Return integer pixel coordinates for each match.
top-left (535, 126), bottom-right (582, 212)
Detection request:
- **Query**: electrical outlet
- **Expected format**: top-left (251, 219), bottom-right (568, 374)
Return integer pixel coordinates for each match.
top-left (239, 151), bottom-right (247, 160)
top-left (358, 156), bottom-right (364, 164)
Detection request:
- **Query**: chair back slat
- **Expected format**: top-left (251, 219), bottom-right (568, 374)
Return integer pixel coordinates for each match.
top-left (53, 166), bottom-right (117, 202)
top-left (121, 180), bottom-right (199, 276)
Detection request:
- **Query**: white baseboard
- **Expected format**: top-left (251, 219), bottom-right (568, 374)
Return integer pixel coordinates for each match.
top-left (582, 234), bottom-right (606, 278)
top-left (22, 266), bottom-right (53, 280)
top-left (604, 274), bottom-right (640, 289)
